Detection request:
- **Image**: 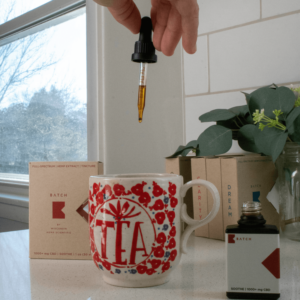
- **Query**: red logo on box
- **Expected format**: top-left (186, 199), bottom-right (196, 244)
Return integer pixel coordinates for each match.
top-left (53, 202), bottom-right (65, 219)
top-left (228, 234), bottom-right (235, 243)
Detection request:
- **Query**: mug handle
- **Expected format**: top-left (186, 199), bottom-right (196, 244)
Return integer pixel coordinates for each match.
top-left (180, 179), bottom-right (220, 254)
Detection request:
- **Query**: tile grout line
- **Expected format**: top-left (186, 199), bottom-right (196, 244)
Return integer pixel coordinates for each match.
top-left (207, 35), bottom-right (210, 94)
top-left (260, 0), bottom-right (262, 19)
top-left (185, 81), bottom-right (300, 99)
top-left (181, 45), bottom-right (186, 144)
top-left (197, 9), bottom-right (300, 38)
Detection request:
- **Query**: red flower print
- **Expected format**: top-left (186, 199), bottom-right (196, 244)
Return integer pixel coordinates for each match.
top-left (90, 236), bottom-right (96, 252)
top-left (167, 211), bottom-right (175, 226)
top-left (149, 259), bottom-right (161, 269)
top-left (90, 203), bottom-right (96, 216)
top-left (170, 196), bottom-right (178, 208)
top-left (93, 251), bottom-right (101, 263)
top-left (113, 184), bottom-right (125, 196)
top-left (168, 182), bottom-right (176, 196)
top-left (169, 249), bottom-right (177, 262)
top-left (169, 226), bottom-right (176, 237)
top-left (156, 232), bottom-right (166, 246)
top-left (153, 246), bottom-right (165, 258)
top-left (155, 212), bottom-right (166, 225)
top-left (131, 181), bottom-right (147, 196)
top-left (102, 260), bottom-right (111, 271)
top-left (166, 238), bottom-right (176, 249)
top-left (137, 265), bottom-right (147, 274)
top-left (138, 192), bottom-right (151, 207)
top-left (96, 191), bottom-right (104, 206)
top-left (162, 261), bottom-right (170, 273)
top-left (89, 214), bottom-right (94, 225)
top-left (102, 185), bottom-right (112, 197)
top-left (149, 199), bottom-right (164, 211)
top-left (146, 268), bottom-right (156, 275)
top-left (93, 182), bottom-right (100, 195)
top-left (152, 181), bottom-right (164, 197)
top-left (89, 190), bottom-right (93, 201)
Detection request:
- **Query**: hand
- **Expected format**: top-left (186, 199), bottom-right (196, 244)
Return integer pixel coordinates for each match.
top-left (93, 0), bottom-right (199, 56)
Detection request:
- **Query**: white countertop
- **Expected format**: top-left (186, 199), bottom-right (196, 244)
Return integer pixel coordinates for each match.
top-left (0, 230), bottom-right (299, 300)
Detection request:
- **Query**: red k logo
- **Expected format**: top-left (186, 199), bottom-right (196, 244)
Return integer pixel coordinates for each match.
top-left (53, 202), bottom-right (65, 219)
top-left (228, 234), bottom-right (235, 243)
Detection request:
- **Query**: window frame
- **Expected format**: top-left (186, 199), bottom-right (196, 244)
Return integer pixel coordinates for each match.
top-left (0, 0), bottom-right (102, 206)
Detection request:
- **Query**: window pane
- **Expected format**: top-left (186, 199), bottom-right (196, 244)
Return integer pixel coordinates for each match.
top-left (0, 11), bottom-right (87, 175)
top-left (0, 0), bottom-right (52, 25)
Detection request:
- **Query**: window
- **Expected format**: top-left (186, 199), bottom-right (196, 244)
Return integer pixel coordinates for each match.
top-left (0, 0), bottom-right (87, 180)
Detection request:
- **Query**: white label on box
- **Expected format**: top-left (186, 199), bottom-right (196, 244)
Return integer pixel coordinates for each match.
top-left (226, 233), bottom-right (280, 294)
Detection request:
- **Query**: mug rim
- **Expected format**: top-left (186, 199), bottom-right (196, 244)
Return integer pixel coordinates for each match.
top-left (90, 173), bottom-right (181, 180)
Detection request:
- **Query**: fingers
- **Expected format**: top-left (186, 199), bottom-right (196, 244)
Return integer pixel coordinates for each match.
top-left (151, 0), bottom-right (172, 52)
top-left (174, 0), bottom-right (199, 54)
top-left (107, 0), bottom-right (141, 34)
top-left (160, 6), bottom-right (182, 56)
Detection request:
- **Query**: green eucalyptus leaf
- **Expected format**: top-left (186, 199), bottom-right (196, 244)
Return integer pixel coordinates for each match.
top-left (199, 109), bottom-right (235, 122)
top-left (248, 86), bottom-right (277, 118)
top-left (242, 92), bottom-right (251, 105)
top-left (264, 86), bottom-right (295, 116)
top-left (167, 145), bottom-right (185, 158)
top-left (254, 127), bottom-right (288, 162)
top-left (286, 108), bottom-right (300, 143)
top-left (229, 105), bottom-right (249, 117)
top-left (249, 85), bottom-right (295, 118)
top-left (198, 125), bottom-right (232, 156)
top-left (217, 119), bottom-right (240, 130)
top-left (195, 148), bottom-right (201, 156)
top-left (182, 140), bottom-right (198, 156)
top-left (237, 124), bottom-right (261, 153)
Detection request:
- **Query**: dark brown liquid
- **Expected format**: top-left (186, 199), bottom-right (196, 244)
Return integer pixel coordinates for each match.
top-left (138, 85), bottom-right (146, 123)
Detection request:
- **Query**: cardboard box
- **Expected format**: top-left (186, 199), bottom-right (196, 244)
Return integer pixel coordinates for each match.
top-left (192, 155), bottom-right (279, 241)
top-left (165, 157), bottom-right (193, 229)
top-left (29, 161), bottom-right (103, 259)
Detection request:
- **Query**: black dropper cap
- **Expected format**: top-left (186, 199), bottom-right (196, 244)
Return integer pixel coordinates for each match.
top-left (132, 17), bottom-right (157, 63)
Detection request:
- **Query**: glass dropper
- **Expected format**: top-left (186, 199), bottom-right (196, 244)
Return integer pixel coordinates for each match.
top-left (132, 17), bottom-right (157, 123)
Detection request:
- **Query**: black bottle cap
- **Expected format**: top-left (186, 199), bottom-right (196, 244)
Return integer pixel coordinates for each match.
top-left (132, 17), bottom-right (157, 63)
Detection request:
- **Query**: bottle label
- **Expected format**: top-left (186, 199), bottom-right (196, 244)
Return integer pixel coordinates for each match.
top-left (226, 233), bottom-right (280, 294)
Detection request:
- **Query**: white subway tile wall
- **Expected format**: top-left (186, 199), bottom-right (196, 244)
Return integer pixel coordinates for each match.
top-left (183, 2), bottom-right (300, 151)
top-left (183, 35), bottom-right (208, 95)
top-left (198, 0), bottom-right (260, 35)
top-left (262, 0), bottom-right (300, 18)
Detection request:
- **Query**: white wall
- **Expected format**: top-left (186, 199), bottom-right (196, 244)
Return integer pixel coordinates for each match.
top-left (184, 0), bottom-right (300, 152)
top-left (98, 1), bottom-right (184, 174)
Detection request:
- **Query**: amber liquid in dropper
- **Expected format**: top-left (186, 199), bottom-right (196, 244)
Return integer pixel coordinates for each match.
top-left (138, 85), bottom-right (146, 123)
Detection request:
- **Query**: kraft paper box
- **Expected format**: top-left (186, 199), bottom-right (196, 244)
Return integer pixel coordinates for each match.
top-left (29, 161), bottom-right (103, 259)
top-left (192, 155), bottom-right (279, 241)
top-left (165, 157), bottom-right (193, 228)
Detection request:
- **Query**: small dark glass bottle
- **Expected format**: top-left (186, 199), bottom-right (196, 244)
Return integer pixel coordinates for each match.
top-left (226, 202), bottom-right (280, 299)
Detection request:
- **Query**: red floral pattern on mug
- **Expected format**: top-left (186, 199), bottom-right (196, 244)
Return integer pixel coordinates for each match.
top-left (168, 182), bottom-right (176, 196)
top-left (93, 182), bottom-right (100, 195)
top-left (138, 192), bottom-right (151, 207)
top-left (153, 246), bottom-right (165, 258)
top-left (152, 181), bottom-right (164, 197)
top-left (90, 179), bottom-right (180, 277)
top-left (169, 249), bottom-right (177, 262)
top-left (156, 232), bottom-right (167, 246)
top-left (170, 196), bottom-right (178, 208)
top-left (137, 265), bottom-right (147, 274)
top-left (131, 181), bottom-right (147, 196)
top-left (155, 212), bottom-right (166, 225)
top-left (149, 199), bottom-right (164, 211)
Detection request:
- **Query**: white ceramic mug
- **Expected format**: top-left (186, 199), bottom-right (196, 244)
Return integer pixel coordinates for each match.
top-left (89, 173), bottom-right (220, 287)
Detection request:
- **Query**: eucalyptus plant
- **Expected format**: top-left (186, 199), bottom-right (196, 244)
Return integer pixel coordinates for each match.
top-left (170, 84), bottom-right (300, 162)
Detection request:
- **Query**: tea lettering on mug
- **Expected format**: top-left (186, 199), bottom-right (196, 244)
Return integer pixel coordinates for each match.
top-left (95, 220), bottom-right (115, 259)
top-left (114, 221), bottom-right (130, 265)
top-left (130, 222), bottom-right (148, 265)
